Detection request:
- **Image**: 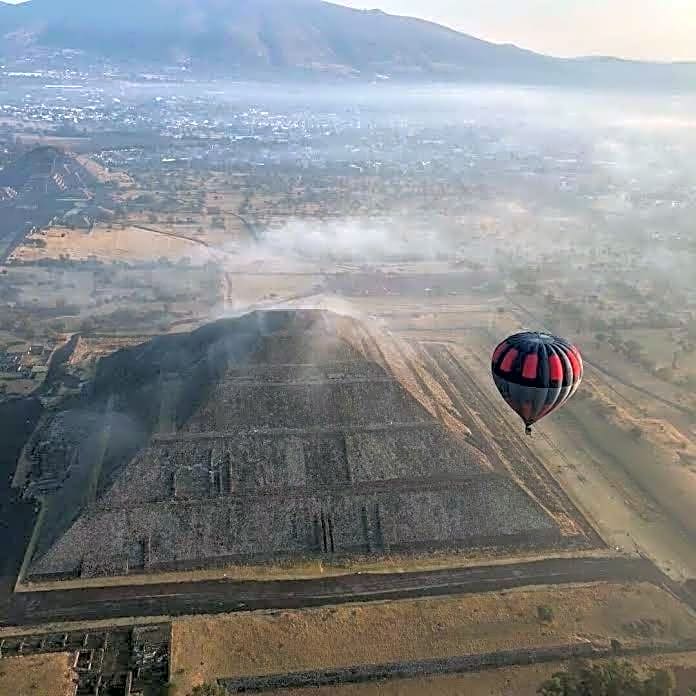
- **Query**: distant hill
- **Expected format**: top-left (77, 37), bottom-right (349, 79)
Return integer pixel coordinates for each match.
top-left (1, 0), bottom-right (695, 87)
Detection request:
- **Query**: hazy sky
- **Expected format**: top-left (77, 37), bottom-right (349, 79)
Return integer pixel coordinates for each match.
top-left (338, 0), bottom-right (696, 62)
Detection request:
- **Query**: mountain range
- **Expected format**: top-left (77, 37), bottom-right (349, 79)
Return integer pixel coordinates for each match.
top-left (1, 0), bottom-right (695, 87)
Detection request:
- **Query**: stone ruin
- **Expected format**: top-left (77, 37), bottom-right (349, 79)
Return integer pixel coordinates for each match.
top-left (29, 310), bottom-right (562, 580)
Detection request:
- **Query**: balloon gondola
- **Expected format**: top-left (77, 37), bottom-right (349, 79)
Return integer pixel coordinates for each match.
top-left (491, 332), bottom-right (583, 434)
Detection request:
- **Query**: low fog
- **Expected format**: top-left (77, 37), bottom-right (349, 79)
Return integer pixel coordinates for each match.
top-left (259, 218), bottom-right (451, 262)
top-left (1, 79), bottom-right (696, 358)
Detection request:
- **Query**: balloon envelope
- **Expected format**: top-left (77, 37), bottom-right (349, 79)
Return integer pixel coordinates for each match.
top-left (491, 332), bottom-right (583, 432)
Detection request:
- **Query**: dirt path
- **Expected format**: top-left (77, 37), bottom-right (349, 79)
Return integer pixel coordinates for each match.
top-left (130, 224), bottom-right (214, 250)
top-left (3, 557), bottom-right (659, 629)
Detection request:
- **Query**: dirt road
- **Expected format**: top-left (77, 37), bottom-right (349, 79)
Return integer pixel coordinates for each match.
top-left (3, 557), bottom-right (663, 628)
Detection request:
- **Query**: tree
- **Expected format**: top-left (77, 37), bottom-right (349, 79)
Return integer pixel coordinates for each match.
top-left (145, 685), bottom-right (171, 696)
top-left (15, 317), bottom-right (35, 339)
top-left (79, 317), bottom-right (96, 334)
top-left (687, 319), bottom-right (696, 342)
top-left (630, 425), bottom-right (643, 440)
top-left (537, 605), bottom-right (555, 623)
top-left (515, 280), bottom-right (539, 296)
top-left (189, 683), bottom-right (227, 696)
top-left (643, 670), bottom-right (675, 696)
top-left (623, 340), bottom-right (644, 363)
top-left (655, 367), bottom-right (675, 383)
top-left (538, 660), bottom-right (675, 696)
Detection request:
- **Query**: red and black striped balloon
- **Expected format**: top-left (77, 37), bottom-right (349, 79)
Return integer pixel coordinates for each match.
top-left (491, 332), bottom-right (583, 434)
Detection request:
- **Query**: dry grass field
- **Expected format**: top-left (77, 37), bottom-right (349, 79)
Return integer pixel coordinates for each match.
top-left (75, 155), bottom-right (134, 188)
top-left (11, 225), bottom-right (213, 264)
top-left (169, 581), bottom-right (696, 695)
top-left (68, 335), bottom-right (149, 367)
top-left (0, 653), bottom-right (75, 696)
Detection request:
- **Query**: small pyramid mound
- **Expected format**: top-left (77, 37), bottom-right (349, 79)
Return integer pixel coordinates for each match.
top-left (0, 146), bottom-right (96, 196)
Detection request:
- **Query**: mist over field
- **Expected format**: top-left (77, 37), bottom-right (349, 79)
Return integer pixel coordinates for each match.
top-left (185, 82), bottom-right (696, 289)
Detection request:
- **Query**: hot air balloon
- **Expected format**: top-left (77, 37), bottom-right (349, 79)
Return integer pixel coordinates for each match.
top-left (491, 332), bottom-right (583, 434)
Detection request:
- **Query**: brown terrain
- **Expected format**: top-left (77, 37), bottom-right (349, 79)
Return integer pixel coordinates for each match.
top-left (11, 225), bottom-right (212, 264)
top-left (0, 653), bottom-right (76, 696)
top-left (170, 582), bottom-right (696, 695)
